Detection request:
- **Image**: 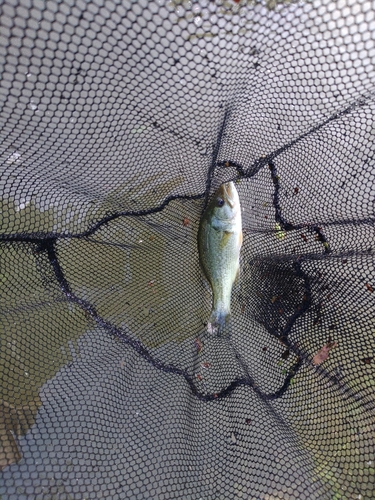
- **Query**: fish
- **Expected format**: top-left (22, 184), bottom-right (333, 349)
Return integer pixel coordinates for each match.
top-left (198, 181), bottom-right (242, 332)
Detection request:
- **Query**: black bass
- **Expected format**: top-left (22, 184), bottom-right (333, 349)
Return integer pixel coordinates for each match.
top-left (198, 181), bottom-right (242, 332)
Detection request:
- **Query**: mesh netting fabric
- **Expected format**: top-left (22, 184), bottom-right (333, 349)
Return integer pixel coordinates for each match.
top-left (1, 0), bottom-right (375, 498)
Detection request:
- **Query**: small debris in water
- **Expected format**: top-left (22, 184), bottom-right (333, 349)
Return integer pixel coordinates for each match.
top-left (281, 349), bottom-right (290, 360)
top-left (201, 362), bottom-right (211, 369)
top-left (194, 338), bottom-right (203, 354)
top-left (313, 341), bottom-right (337, 365)
top-left (362, 357), bottom-right (373, 365)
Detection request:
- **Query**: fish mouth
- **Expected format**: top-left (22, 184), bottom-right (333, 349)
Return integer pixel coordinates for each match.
top-left (218, 182), bottom-right (237, 208)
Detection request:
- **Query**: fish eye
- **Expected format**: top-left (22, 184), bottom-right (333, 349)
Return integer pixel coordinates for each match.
top-left (217, 198), bottom-right (224, 207)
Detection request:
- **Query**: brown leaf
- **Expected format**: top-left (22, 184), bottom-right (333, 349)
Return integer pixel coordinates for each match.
top-left (365, 283), bottom-right (374, 293)
top-left (312, 341), bottom-right (337, 365)
top-left (182, 217), bottom-right (190, 227)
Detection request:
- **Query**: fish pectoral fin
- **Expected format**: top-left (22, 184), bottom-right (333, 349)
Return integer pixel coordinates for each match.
top-left (234, 265), bottom-right (240, 283)
top-left (219, 231), bottom-right (231, 249)
top-left (239, 230), bottom-right (243, 247)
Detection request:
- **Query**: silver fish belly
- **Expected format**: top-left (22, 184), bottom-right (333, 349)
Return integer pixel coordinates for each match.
top-left (198, 181), bottom-right (242, 331)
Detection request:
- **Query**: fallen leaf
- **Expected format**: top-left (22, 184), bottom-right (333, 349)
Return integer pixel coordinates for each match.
top-left (182, 217), bottom-right (190, 227)
top-left (365, 283), bottom-right (374, 293)
top-left (294, 187), bottom-right (299, 195)
top-left (281, 349), bottom-right (290, 360)
top-left (313, 341), bottom-right (337, 365)
top-left (301, 234), bottom-right (308, 242)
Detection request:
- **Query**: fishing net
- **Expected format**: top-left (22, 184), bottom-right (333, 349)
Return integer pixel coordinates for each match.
top-left (1, 0), bottom-right (374, 498)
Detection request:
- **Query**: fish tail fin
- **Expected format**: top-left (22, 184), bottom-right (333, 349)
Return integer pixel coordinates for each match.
top-left (208, 304), bottom-right (230, 335)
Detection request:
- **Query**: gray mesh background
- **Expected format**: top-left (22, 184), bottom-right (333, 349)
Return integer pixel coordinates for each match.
top-left (1, 0), bottom-right (375, 498)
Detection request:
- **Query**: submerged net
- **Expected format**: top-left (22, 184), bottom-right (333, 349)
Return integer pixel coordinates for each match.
top-left (1, 0), bottom-right (375, 498)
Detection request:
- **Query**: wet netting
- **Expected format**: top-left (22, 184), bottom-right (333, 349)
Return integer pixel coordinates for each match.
top-left (1, 0), bottom-right (375, 498)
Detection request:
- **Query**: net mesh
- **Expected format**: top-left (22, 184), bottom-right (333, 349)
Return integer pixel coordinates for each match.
top-left (1, 0), bottom-right (375, 498)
